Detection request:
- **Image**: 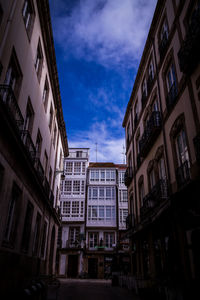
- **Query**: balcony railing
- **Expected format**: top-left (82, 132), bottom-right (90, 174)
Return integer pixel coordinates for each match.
top-left (176, 160), bottom-right (190, 188)
top-left (139, 111), bottom-right (162, 157)
top-left (21, 130), bottom-right (36, 162)
top-left (124, 167), bottom-right (133, 187)
top-left (34, 158), bottom-right (45, 183)
top-left (178, 6), bottom-right (200, 74)
top-left (166, 82), bottom-right (178, 111)
top-left (140, 179), bottom-right (169, 222)
top-left (159, 31), bottom-right (169, 60)
top-left (194, 133), bottom-right (200, 163)
top-left (66, 240), bottom-right (81, 249)
top-left (0, 84), bottom-right (24, 131)
top-left (126, 214), bottom-right (134, 230)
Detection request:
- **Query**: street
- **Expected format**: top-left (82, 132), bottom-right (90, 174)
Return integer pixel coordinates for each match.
top-left (49, 279), bottom-right (141, 300)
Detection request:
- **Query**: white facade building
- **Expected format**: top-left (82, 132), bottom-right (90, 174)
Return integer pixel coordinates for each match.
top-left (59, 148), bottom-right (89, 278)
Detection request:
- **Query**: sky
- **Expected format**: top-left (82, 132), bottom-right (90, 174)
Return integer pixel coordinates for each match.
top-left (49, 0), bottom-right (157, 163)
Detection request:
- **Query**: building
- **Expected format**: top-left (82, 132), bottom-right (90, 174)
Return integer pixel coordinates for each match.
top-left (0, 0), bottom-right (68, 296)
top-left (58, 160), bottom-right (129, 279)
top-left (58, 148), bottom-right (89, 278)
top-left (123, 0), bottom-right (200, 298)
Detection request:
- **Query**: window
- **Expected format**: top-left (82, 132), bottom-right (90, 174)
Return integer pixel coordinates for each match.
top-left (90, 170), bottom-right (99, 181)
top-left (80, 202), bottom-right (84, 217)
top-left (62, 201), bottom-right (70, 216)
top-left (3, 183), bottom-right (21, 246)
top-left (126, 122), bottom-right (131, 146)
top-left (120, 209), bottom-right (128, 224)
top-left (92, 206), bottom-right (98, 220)
top-left (139, 182), bottom-right (145, 207)
top-left (24, 98), bottom-right (34, 133)
top-left (119, 190), bottom-right (128, 202)
top-left (40, 221), bottom-right (47, 258)
top-left (99, 206), bottom-right (104, 219)
top-left (158, 157), bottom-right (166, 180)
top-left (32, 213), bottom-right (41, 255)
top-left (99, 187), bottom-right (104, 199)
top-left (148, 59), bottom-right (154, 80)
top-left (82, 162), bottom-right (86, 174)
top-left (64, 180), bottom-right (72, 194)
top-left (81, 181), bottom-right (85, 194)
top-left (35, 129), bottom-right (42, 157)
top-left (175, 129), bottom-right (189, 166)
top-left (166, 63), bottom-right (177, 92)
top-left (106, 170), bottom-right (115, 182)
top-left (65, 162), bottom-right (73, 175)
top-left (73, 180), bottom-right (80, 194)
top-left (89, 233), bottom-right (98, 248)
top-left (22, 0), bottom-right (35, 38)
top-left (119, 171), bottom-right (125, 184)
top-left (160, 19), bottom-right (168, 42)
top-left (149, 169), bottom-right (156, 190)
top-left (92, 187), bottom-right (98, 200)
top-left (72, 201), bottom-right (79, 217)
top-left (49, 104), bottom-right (53, 131)
top-left (100, 170), bottom-right (105, 181)
top-left (35, 39), bottom-right (43, 81)
top-left (105, 233), bottom-right (115, 248)
top-left (142, 78), bottom-right (147, 97)
top-left (69, 227), bottom-right (80, 246)
top-left (21, 201), bottom-right (34, 252)
top-left (74, 162), bottom-right (81, 174)
top-left (42, 76), bottom-right (49, 111)
top-left (4, 49), bottom-right (22, 99)
top-left (76, 151), bottom-right (82, 158)
top-left (152, 98), bottom-right (159, 112)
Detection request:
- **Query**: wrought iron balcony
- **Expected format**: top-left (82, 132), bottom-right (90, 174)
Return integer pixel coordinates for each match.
top-left (140, 179), bottom-right (169, 222)
top-left (193, 133), bottom-right (200, 163)
top-left (178, 6), bottom-right (200, 74)
top-left (139, 111), bottom-right (162, 157)
top-left (159, 31), bottom-right (169, 60)
top-left (21, 130), bottom-right (36, 162)
top-left (66, 240), bottom-right (81, 249)
top-left (124, 167), bottom-right (133, 187)
top-left (176, 160), bottom-right (190, 188)
top-left (34, 157), bottom-right (44, 183)
top-left (166, 82), bottom-right (178, 111)
top-left (126, 214), bottom-right (134, 230)
top-left (0, 84), bottom-right (24, 131)
top-left (141, 91), bottom-right (147, 108)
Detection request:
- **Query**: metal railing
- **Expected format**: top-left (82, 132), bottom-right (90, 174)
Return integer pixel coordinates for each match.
top-left (0, 84), bottom-right (24, 131)
top-left (139, 111), bottom-right (162, 157)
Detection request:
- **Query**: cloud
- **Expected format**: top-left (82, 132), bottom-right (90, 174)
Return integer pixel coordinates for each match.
top-left (69, 121), bottom-right (126, 163)
top-left (51, 0), bottom-right (157, 69)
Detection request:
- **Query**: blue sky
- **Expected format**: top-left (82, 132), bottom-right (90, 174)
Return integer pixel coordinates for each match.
top-left (49, 0), bottom-right (157, 163)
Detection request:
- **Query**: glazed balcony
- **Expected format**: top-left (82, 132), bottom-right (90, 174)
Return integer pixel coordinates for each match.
top-left (139, 111), bottom-right (162, 158)
top-left (193, 133), bottom-right (200, 164)
top-left (126, 214), bottom-right (134, 230)
top-left (21, 130), bottom-right (36, 162)
top-left (0, 84), bottom-right (24, 131)
top-left (159, 31), bottom-right (169, 60)
top-left (140, 179), bottom-right (169, 222)
top-left (178, 6), bottom-right (200, 74)
top-left (166, 82), bottom-right (178, 111)
top-left (176, 160), bottom-right (190, 188)
top-left (124, 167), bottom-right (133, 187)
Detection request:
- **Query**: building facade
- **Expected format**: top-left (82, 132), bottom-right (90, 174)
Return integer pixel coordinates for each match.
top-left (123, 0), bottom-right (200, 298)
top-left (0, 0), bottom-right (68, 296)
top-left (58, 161), bottom-right (129, 279)
top-left (58, 148), bottom-right (89, 278)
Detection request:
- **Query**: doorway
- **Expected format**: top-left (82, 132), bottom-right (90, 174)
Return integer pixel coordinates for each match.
top-left (67, 255), bottom-right (78, 278)
top-left (88, 258), bottom-right (98, 278)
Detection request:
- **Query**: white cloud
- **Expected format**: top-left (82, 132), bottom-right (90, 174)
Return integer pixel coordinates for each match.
top-left (69, 121), bottom-right (126, 163)
top-left (51, 0), bottom-right (157, 68)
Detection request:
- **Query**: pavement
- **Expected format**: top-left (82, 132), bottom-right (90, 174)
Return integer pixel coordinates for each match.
top-left (47, 278), bottom-right (142, 300)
